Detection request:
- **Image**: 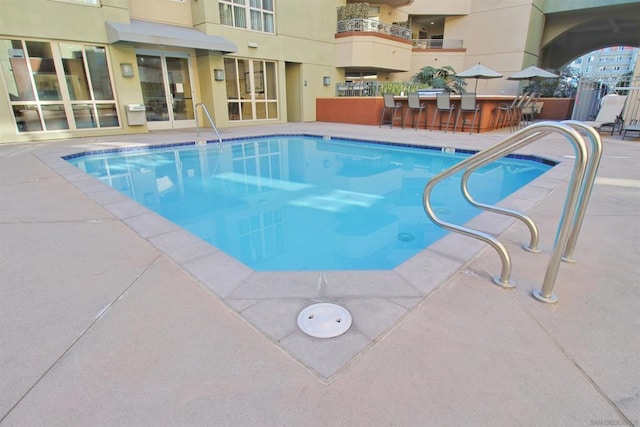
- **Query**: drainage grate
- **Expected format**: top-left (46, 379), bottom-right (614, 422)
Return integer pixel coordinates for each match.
top-left (397, 232), bottom-right (415, 242)
top-left (297, 303), bottom-right (352, 338)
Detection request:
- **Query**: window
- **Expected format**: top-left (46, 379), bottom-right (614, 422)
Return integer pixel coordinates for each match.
top-left (224, 57), bottom-right (278, 121)
top-left (0, 38), bottom-right (119, 132)
top-left (219, 0), bottom-right (274, 33)
top-left (587, 56), bottom-right (594, 62)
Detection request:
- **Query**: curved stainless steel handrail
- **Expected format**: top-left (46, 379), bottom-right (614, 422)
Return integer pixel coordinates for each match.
top-left (460, 131), bottom-right (549, 253)
top-left (195, 103), bottom-right (223, 152)
top-left (559, 120), bottom-right (603, 262)
top-left (423, 122), bottom-right (590, 302)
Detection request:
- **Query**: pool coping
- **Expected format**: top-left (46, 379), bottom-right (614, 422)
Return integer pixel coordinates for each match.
top-left (32, 130), bottom-right (572, 380)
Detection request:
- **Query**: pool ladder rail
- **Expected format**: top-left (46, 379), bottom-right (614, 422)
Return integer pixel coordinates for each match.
top-left (423, 120), bottom-right (603, 303)
top-left (195, 103), bottom-right (223, 152)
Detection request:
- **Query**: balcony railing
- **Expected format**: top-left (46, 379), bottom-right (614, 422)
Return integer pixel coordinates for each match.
top-left (336, 19), bottom-right (412, 40)
top-left (412, 39), bottom-right (464, 49)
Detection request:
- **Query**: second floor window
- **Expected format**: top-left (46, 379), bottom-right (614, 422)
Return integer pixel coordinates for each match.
top-left (219, 0), bottom-right (274, 33)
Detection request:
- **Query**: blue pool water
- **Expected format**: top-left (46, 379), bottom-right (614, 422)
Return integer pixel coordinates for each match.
top-left (65, 135), bottom-right (553, 271)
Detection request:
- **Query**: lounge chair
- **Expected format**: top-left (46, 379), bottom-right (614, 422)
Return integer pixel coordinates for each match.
top-left (622, 123), bottom-right (640, 140)
top-left (582, 94), bottom-right (627, 135)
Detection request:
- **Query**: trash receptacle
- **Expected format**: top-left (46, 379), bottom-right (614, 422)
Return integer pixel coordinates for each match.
top-left (125, 104), bottom-right (146, 126)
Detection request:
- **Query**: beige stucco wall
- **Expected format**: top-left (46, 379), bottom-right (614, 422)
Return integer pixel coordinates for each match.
top-left (190, 0), bottom-right (339, 125)
top-left (335, 36), bottom-right (412, 71)
top-left (401, 0), bottom-right (472, 15)
top-left (442, 0), bottom-right (545, 94)
top-left (0, 0), bottom-right (128, 43)
top-left (128, 0), bottom-right (193, 26)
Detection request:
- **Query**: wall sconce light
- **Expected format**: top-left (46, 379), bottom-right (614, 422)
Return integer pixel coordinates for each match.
top-left (120, 63), bottom-right (134, 78)
top-left (214, 69), bottom-right (225, 81)
top-left (323, 76), bottom-right (331, 86)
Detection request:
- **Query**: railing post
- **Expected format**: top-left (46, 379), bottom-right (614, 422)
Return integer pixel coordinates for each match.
top-left (559, 121), bottom-right (603, 262)
top-left (195, 103), bottom-right (223, 152)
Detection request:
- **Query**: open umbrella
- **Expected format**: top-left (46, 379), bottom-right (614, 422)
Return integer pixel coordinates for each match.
top-left (455, 63), bottom-right (503, 92)
top-left (507, 65), bottom-right (559, 88)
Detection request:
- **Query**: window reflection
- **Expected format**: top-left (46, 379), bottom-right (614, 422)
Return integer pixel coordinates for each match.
top-left (60, 44), bottom-right (91, 100)
top-left (27, 41), bottom-right (61, 100)
top-left (224, 57), bottom-right (278, 121)
top-left (2, 38), bottom-right (119, 132)
top-left (0, 40), bottom-right (35, 101)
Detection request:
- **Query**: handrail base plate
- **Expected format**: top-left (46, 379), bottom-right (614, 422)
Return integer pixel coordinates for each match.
top-left (493, 276), bottom-right (515, 289)
top-left (532, 289), bottom-right (558, 303)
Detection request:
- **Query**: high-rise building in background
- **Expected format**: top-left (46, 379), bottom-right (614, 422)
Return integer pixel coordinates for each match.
top-left (569, 46), bottom-right (638, 78)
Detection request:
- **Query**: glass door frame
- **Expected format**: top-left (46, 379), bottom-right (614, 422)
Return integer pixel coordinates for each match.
top-left (135, 49), bottom-right (196, 130)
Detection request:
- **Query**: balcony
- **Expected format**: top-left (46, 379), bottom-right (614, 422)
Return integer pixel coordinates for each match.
top-left (335, 19), bottom-right (413, 71)
top-left (336, 18), bottom-right (412, 39)
top-left (412, 38), bottom-right (464, 50)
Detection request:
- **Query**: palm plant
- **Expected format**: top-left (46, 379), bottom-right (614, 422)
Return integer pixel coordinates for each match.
top-left (412, 65), bottom-right (467, 94)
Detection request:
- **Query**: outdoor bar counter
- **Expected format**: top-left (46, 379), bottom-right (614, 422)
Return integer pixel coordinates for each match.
top-left (317, 95), bottom-right (518, 132)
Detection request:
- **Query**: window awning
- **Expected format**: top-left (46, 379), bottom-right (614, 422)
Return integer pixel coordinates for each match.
top-left (106, 20), bottom-right (237, 54)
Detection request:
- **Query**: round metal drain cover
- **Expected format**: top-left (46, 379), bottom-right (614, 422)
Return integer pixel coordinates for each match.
top-left (297, 303), bottom-right (352, 338)
top-left (397, 232), bottom-right (415, 242)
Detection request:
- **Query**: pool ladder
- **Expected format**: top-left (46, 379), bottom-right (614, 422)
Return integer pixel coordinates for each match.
top-left (423, 121), bottom-right (602, 303)
top-left (195, 103), bottom-right (223, 152)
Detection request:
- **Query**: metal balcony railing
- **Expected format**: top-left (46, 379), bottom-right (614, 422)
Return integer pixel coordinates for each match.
top-left (412, 38), bottom-right (464, 50)
top-left (336, 19), bottom-right (411, 40)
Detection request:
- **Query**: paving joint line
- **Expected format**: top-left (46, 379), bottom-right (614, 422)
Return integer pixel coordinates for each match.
top-left (0, 255), bottom-right (163, 423)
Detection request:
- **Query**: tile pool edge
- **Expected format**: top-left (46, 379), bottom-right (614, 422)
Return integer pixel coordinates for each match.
top-left (35, 134), bottom-right (569, 380)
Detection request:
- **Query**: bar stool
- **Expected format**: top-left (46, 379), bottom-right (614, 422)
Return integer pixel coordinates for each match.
top-left (430, 92), bottom-right (455, 132)
top-left (380, 93), bottom-right (403, 128)
top-left (492, 95), bottom-right (520, 130)
top-left (403, 93), bottom-right (427, 130)
top-left (455, 92), bottom-right (481, 134)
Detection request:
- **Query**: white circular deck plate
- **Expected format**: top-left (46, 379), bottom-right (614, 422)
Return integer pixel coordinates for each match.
top-left (297, 303), bottom-right (352, 338)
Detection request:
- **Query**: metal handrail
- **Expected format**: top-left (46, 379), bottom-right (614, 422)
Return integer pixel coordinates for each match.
top-left (558, 121), bottom-right (603, 262)
top-left (460, 131), bottom-right (549, 253)
top-left (423, 122), bottom-right (591, 302)
top-left (195, 103), bottom-right (223, 152)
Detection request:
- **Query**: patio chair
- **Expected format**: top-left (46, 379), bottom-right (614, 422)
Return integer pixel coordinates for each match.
top-left (380, 93), bottom-right (403, 128)
top-left (492, 94), bottom-right (522, 130)
top-left (582, 94), bottom-right (627, 135)
top-left (621, 122), bottom-right (640, 140)
top-left (517, 92), bottom-right (540, 128)
top-left (430, 92), bottom-right (455, 132)
top-left (403, 92), bottom-right (426, 130)
top-left (454, 92), bottom-right (481, 134)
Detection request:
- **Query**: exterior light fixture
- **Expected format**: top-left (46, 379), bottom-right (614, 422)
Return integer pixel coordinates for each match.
top-left (323, 76), bottom-right (331, 86)
top-left (214, 69), bottom-right (225, 81)
top-left (120, 63), bottom-right (134, 78)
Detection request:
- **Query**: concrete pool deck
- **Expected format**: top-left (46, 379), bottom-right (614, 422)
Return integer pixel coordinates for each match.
top-left (1, 122), bottom-right (638, 425)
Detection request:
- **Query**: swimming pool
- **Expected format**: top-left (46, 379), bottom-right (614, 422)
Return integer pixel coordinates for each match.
top-left (65, 135), bottom-right (554, 271)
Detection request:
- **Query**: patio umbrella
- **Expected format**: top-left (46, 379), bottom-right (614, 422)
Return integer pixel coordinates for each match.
top-left (507, 65), bottom-right (559, 87)
top-left (455, 63), bottom-right (503, 92)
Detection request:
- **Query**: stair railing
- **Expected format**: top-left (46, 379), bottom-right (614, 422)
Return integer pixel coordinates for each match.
top-left (195, 103), bottom-right (223, 152)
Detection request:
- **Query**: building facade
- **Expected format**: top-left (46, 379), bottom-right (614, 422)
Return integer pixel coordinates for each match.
top-left (1, 0), bottom-right (639, 143)
top-left (569, 46), bottom-right (638, 78)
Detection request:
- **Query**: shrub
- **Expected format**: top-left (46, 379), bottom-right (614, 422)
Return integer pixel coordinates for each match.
top-left (411, 66), bottom-right (467, 94)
